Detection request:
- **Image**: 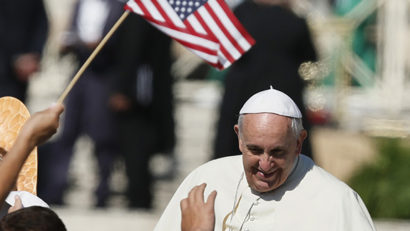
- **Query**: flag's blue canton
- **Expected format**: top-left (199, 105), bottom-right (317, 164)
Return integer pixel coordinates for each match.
top-left (167, 0), bottom-right (207, 20)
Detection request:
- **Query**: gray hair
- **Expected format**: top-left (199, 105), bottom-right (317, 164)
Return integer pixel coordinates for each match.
top-left (237, 114), bottom-right (304, 139)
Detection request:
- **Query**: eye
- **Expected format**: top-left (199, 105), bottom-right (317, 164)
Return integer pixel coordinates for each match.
top-left (247, 146), bottom-right (263, 155)
top-left (270, 150), bottom-right (286, 158)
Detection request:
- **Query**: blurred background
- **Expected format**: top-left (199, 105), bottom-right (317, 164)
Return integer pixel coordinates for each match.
top-left (1, 0), bottom-right (410, 230)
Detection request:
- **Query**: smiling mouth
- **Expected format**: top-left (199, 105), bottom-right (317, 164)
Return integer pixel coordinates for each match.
top-left (255, 169), bottom-right (276, 178)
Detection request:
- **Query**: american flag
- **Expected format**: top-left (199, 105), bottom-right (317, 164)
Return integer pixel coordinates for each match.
top-left (125, 0), bottom-right (255, 70)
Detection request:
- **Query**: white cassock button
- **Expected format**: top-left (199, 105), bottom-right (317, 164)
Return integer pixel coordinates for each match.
top-left (250, 216), bottom-right (255, 221)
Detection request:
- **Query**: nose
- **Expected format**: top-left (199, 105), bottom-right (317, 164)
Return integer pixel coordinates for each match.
top-left (259, 153), bottom-right (273, 172)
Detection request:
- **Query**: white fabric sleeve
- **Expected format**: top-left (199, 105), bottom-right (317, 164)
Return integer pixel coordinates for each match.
top-left (154, 166), bottom-right (206, 231)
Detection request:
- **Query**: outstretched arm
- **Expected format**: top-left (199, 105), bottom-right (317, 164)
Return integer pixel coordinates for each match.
top-left (180, 183), bottom-right (217, 231)
top-left (0, 103), bottom-right (64, 204)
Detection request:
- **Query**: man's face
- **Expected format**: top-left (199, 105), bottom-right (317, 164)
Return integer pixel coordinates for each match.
top-left (235, 113), bottom-right (306, 193)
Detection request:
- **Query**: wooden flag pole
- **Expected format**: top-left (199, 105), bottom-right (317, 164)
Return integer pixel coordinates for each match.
top-left (57, 11), bottom-right (130, 104)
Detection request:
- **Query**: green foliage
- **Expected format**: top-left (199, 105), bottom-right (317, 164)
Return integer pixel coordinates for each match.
top-left (348, 138), bottom-right (410, 218)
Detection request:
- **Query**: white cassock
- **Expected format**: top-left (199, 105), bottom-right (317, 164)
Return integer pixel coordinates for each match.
top-left (154, 155), bottom-right (376, 231)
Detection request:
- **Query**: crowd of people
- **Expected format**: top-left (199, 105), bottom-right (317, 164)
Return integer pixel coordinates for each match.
top-left (1, 0), bottom-right (177, 209)
top-left (0, 0), bottom-right (379, 230)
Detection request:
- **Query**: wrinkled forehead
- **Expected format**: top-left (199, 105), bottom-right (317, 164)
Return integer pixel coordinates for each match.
top-left (241, 113), bottom-right (292, 132)
top-left (239, 114), bottom-right (296, 148)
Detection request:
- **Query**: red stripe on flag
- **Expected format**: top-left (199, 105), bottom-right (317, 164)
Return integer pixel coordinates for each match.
top-left (216, 0), bottom-right (255, 46)
top-left (175, 39), bottom-right (218, 58)
top-left (136, 0), bottom-right (153, 19)
top-left (210, 62), bottom-right (224, 70)
top-left (147, 21), bottom-right (220, 57)
top-left (136, 14), bottom-right (218, 45)
top-left (139, 2), bottom-right (218, 44)
top-left (193, 10), bottom-right (235, 64)
top-left (151, 0), bottom-right (179, 28)
top-left (184, 18), bottom-right (204, 36)
top-left (180, 18), bottom-right (202, 37)
top-left (203, 2), bottom-right (245, 54)
top-left (124, 5), bottom-right (132, 12)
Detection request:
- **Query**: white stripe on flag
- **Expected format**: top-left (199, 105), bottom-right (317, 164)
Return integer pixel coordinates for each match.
top-left (141, 0), bottom-right (165, 22)
top-left (197, 6), bottom-right (241, 60)
top-left (209, 0), bottom-right (252, 51)
top-left (152, 23), bottom-right (219, 50)
top-left (222, 60), bottom-right (231, 68)
top-left (127, 1), bottom-right (143, 15)
top-left (186, 15), bottom-right (207, 35)
top-left (187, 48), bottom-right (219, 64)
top-left (217, 50), bottom-right (230, 67)
top-left (157, 0), bottom-right (186, 28)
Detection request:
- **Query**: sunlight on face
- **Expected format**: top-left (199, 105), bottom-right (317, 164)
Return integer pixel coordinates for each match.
top-left (236, 113), bottom-right (304, 193)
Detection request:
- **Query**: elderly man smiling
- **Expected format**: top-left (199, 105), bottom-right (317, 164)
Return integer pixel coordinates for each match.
top-left (155, 87), bottom-right (375, 231)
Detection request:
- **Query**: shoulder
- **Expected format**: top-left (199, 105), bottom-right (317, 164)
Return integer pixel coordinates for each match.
top-left (297, 155), bottom-right (372, 212)
top-left (198, 155), bottom-right (242, 169)
top-left (175, 155), bottom-right (243, 194)
top-left (299, 155), bottom-right (358, 198)
top-left (154, 156), bottom-right (243, 231)
top-left (160, 156), bottom-right (243, 212)
top-left (187, 155), bottom-right (243, 180)
top-left (304, 157), bottom-right (375, 229)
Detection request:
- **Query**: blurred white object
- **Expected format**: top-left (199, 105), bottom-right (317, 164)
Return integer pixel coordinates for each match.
top-left (77, 0), bottom-right (110, 43)
top-left (6, 191), bottom-right (49, 208)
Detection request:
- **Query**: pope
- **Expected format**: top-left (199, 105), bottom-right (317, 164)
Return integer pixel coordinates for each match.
top-left (156, 87), bottom-right (375, 231)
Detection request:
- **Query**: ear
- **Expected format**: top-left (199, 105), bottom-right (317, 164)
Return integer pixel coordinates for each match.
top-left (234, 124), bottom-right (239, 136)
top-left (296, 130), bottom-right (307, 154)
top-left (234, 124), bottom-right (243, 152)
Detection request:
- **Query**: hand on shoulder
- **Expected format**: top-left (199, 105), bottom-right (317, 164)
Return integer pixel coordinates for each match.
top-left (180, 183), bottom-right (217, 231)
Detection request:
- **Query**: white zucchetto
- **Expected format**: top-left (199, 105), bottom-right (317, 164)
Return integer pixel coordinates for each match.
top-left (239, 86), bottom-right (302, 118)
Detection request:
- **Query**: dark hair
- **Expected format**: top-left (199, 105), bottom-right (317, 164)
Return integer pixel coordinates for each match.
top-left (0, 206), bottom-right (66, 231)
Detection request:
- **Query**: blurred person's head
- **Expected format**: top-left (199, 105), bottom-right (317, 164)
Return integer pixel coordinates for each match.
top-left (0, 206), bottom-right (66, 231)
top-left (234, 88), bottom-right (307, 193)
